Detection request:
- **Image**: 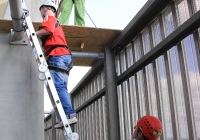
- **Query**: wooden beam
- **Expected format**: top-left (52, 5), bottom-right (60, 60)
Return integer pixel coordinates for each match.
top-left (0, 19), bottom-right (121, 66)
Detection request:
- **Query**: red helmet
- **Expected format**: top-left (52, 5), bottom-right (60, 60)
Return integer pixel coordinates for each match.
top-left (137, 115), bottom-right (162, 140)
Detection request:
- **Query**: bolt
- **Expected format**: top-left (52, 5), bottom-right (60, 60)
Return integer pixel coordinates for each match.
top-left (56, 100), bottom-right (60, 104)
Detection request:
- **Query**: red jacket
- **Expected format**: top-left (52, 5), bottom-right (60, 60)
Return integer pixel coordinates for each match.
top-left (41, 15), bottom-right (70, 56)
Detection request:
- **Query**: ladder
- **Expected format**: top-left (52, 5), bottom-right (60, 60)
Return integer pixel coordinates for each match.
top-left (21, 2), bottom-right (79, 140)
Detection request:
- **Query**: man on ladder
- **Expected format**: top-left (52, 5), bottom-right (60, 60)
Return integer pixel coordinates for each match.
top-left (37, 0), bottom-right (78, 128)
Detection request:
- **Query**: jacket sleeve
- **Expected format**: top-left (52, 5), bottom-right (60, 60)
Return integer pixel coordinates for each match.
top-left (41, 15), bottom-right (56, 34)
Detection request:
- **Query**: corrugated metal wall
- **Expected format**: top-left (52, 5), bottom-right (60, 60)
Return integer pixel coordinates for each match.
top-left (44, 0), bottom-right (200, 139)
top-left (74, 71), bottom-right (108, 140)
top-left (115, 0), bottom-right (200, 139)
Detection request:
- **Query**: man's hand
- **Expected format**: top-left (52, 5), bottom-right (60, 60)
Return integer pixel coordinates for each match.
top-left (29, 35), bottom-right (33, 42)
top-left (36, 29), bottom-right (52, 36)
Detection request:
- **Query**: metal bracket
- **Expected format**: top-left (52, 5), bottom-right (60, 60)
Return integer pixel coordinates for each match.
top-left (10, 29), bottom-right (28, 45)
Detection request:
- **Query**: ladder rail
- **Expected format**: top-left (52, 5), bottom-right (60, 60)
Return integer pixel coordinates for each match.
top-left (45, 81), bottom-right (62, 121)
top-left (24, 13), bottom-right (72, 134)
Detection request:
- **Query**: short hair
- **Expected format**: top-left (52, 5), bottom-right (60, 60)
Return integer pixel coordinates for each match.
top-left (40, 5), bottom-right (56, 13)
top-left (138, 128), bottom-right (148, 140)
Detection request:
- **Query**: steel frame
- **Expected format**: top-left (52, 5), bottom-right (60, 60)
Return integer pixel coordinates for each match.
top-left (117, 10), bottom-right (200, 85)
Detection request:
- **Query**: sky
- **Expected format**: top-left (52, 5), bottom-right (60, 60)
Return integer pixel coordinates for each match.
top-left (44, 0), bottom-right (148, 112)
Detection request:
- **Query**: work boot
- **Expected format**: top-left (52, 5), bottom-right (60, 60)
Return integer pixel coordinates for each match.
top-left (54, 117), bottom-right (78, 129)
top-left (68, 117), bottom-right (78, 125)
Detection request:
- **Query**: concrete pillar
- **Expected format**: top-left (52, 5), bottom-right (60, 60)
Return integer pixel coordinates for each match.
top-left (0, 31), bottom-right (44, 140)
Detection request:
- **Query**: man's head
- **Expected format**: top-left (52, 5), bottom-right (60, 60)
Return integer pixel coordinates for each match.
top-left (133, 115), bottom-right (162, 140)
top-left (39, 0), bottom-right (58, 18)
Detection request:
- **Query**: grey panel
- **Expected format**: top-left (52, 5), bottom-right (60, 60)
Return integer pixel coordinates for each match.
top-left (0, 31), bottom-right (43, 140)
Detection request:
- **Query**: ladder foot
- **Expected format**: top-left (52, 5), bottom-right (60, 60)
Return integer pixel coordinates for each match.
top-left (63, 130), bottom-right (79, 140)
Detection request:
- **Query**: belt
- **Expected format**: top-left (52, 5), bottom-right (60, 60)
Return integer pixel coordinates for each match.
top-left (48, 66), bottom-right (70, 75)
top-left (46, 45), bottom-right (70, 56)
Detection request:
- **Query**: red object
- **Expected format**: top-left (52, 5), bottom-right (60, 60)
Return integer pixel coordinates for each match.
top-left (41, 15), bottom-right (70, 56)
top-left (137, 115), bottom-right (162, 140)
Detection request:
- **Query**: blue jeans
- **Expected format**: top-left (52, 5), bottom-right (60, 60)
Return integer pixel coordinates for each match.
top-left (48, 55), bottom-right (76, 119)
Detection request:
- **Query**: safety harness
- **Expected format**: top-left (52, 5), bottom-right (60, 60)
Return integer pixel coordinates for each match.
top-left (39, 20), bottom-right (73, 75)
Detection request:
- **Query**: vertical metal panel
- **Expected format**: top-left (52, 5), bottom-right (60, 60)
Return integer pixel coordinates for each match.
top-left (175, 0), bottom-right (190, 26)
top-left (151, 16), bottom-right (174, 139)
top-left (102, 71), bottom-right (105, 88)
top-left (175, 0), bottom-right (200, 139)
top-left (128, 76), bottom-right (139, 136)
top-left (52, 111), bottom-right (56, 140)
top-left (119, 50), bottom-right (131, 140)
top-left (123, 81), bottom-right (132, 139)
top-left (142, 28), bottom-right (158, 116)
top-left (102, 96), bottom-right (108, 140)
top-left (72, 69), bottom-right (107, 139)
top-left (72, 69), bottom-right (108, 138)
top-left (181, 34), bottom-right (200, 139)
top-left (86, 107), bottom-right (89, 140)
top-left (191, 0), bottom-right (200, 13)
top-left (117, 85), bottom-right (125, 140)
top-left (152, 18), bottom-right (163, 46)
top-left (81, 111), bottom-right (84, 140)
top-left (160, 8), bottom-right (179, 139)
top-left (119, 50), bottom-right (127, 73)
top-left (89, 105), bottom-right (92, 140)
top-left (95, 101), bottom-right (99, 140)
top-left (115, 56), bottom-right (125, 140)
top-left (91, 103), bottom-right (95, 140)
top-left (162, 6), bottom-right (175, 37)
top-left (98, 99), bottom-right (102, 140)
top-left (163, 6), bottom-right (190, 139)
top-left (156, 57), bottom-right (174, 139)
top-left (97, 74), bottom-right (101, 92)
top-left (115, 56), bottom-right (121, 76)
top-left (126, 44), bottom-right (134, 68)
top-left (134, 37), bottom-right (147, 116)
top-left (142, 28), bottom-right (152, 54)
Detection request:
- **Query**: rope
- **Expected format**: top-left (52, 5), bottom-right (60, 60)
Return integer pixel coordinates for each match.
top-left (10, 14), bottom-right (24, 20)
top-left (12, 27), bottom-right (24, 32)
top-left (10, 9), bottom-right (30, 32)
top-left (85, 9), bottom-right (97, 27)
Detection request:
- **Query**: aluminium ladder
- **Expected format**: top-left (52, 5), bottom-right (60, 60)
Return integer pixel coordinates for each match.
top-left (20, 2), bottom-right (79, 140)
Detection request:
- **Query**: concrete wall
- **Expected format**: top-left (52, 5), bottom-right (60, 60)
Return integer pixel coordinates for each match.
top-left (3, 0), bottom-right (42, 22)
top-left (0, 31), bottom-right (44, 140)
top-left (0, 1), bottom-right (8, 18)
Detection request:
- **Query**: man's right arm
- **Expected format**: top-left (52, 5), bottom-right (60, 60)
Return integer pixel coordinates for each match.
top-left (36, 29), bottom-right (52, 36)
